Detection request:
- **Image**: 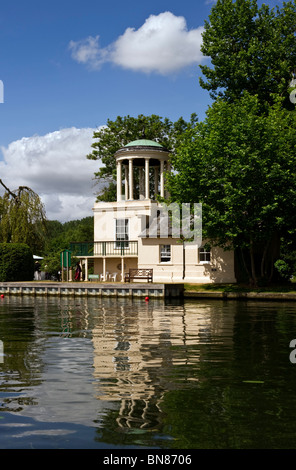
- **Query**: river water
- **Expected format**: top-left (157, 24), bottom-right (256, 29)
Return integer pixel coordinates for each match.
top-left (0, 295), bottom-right (296, 449)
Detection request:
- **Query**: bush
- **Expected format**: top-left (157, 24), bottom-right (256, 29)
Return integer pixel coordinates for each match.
top-left (0, 243), bottom-right (34, 281)
top-left (274, 259), bottom-right (293, 282)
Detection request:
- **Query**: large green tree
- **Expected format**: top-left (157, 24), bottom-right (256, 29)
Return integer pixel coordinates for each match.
top-left (200, 0), bottom-right (296, 109)
top-left (168, 94), bottom-right (296, 285)
top-left (87, 114), bottom-right (197, 201)
top-left (0, 180), bottom-right (47, 254)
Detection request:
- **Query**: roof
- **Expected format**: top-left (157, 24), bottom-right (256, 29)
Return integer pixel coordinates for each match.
top-left (124, 139), bottom-right (164, 148)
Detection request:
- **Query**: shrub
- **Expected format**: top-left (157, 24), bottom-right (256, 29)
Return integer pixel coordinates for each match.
top-left (0, 243), bottom-right (34, 281)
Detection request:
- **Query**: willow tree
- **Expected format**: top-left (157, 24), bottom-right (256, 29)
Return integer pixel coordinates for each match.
top-left (0, 180), bottom-right (47, 253)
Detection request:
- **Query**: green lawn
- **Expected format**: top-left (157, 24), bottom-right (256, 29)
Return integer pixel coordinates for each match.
top-left (184, 282), bottom-right (296, 294)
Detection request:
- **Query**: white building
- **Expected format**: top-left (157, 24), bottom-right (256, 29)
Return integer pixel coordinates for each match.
top-left (71, 139), bottom-right (236, 284)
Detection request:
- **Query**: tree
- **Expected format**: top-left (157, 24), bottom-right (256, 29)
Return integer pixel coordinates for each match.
top-left (0, 180), bottom-right (47, 254)
top-left (41, 216), bottom-right (94, 278)
top-left (87, 114), bottom-right (198, 201)
top-left (0, 243), bottom-right (34, 282)
top-left (167, 93), bottom-right (296, 285)
top-left (199, 0), bottom-right (296, 109)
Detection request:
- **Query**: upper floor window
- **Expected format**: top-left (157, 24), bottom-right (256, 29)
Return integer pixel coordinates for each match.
top-left (116, 219), bottom-right (129, 248)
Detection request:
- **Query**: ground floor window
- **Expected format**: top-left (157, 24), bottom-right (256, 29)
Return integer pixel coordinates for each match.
top-left (160, 244), bottom-right (171, 263)
top-left (199, 246), bottom-right (211, 263)
top-left (115, 219), bottom-right (129, 248)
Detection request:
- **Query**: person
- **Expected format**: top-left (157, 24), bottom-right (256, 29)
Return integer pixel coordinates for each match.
top-left (34, 261), bottom-right (41, 281)
top-left (75, 262), bottom-right (82, 281)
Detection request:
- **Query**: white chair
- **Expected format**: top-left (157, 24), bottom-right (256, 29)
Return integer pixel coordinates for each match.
top-left (100, 272), bottom-right (109, 281)
top-left (110, 272), bottom-right (117, 282)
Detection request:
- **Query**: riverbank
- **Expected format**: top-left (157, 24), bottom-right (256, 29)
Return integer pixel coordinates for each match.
top-left (0, 280), bottom-right (295, 301)
top-left (0, 281), bottom-right (183, 299)
top-left (184, 283), bottom-right (296, 301)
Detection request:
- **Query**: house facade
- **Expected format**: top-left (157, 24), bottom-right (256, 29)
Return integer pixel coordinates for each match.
top-left (71, 139), bottom-right (236, 284)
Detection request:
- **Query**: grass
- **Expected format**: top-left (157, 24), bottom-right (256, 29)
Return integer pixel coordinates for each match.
top-left (184, 282), bottom-right (296, 294)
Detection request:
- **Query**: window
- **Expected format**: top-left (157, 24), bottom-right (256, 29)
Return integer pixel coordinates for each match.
top-left (116, 219), bottom-right (129, 248)
top-left (160, 244), bottom-right (171, 263)
top-left (199, 247), bottom-right (211, 263)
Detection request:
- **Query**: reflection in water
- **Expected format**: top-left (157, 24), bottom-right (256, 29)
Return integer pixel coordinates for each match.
top-left (90, 299), bottom-right (234, 431)
top-left (0, 295), bottom-right (296, 448)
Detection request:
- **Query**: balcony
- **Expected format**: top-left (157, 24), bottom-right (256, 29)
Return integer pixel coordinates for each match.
top-left (69, 241), bottom-right (138, 257)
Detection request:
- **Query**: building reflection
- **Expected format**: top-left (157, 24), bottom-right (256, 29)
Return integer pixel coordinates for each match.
top-left (0, 295), bottom-right (235, 433)
top-left (91, 298), bottom-right (234, 429)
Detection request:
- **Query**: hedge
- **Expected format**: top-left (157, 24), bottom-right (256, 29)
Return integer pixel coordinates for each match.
top-left (0, 243), bottom-right (34, 281)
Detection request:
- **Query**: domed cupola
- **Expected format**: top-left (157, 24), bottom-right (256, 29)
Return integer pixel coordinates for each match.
top-left (115, 139), bottom-right (170, 201)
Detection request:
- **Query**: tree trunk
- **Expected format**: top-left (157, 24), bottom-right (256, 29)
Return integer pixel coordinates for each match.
top-left (250, 238), bottom-right (257, 287)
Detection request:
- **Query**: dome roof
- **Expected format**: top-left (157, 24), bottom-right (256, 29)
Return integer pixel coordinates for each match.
top-left (124, 139), bottom-right (164, 148)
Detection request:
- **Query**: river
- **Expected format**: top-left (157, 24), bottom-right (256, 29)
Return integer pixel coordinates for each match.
top-left (0, 295), bottom-right (296, 449)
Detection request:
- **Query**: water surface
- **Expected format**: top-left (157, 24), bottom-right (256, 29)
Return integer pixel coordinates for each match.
top-left (0, 295), bottom-right (296, 449)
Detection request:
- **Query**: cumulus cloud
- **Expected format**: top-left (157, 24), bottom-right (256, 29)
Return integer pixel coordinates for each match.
top-left (0, 127), bottom-right (102, 222)
top-left (69, 12), bottom-right (205, 75)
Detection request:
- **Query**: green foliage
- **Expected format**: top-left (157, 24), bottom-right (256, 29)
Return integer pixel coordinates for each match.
top-left (0, 243), bottom-right (34, 281)
top-left (0, 183), bottom-right (47, 254)
top-left (41, 216), bottom-right (94, 276)
top-left (274, 260), bottom-right (292, 281)
top-left (87, 114), bottom-right (198, 201)
top-left (274, 235), bottom-right (296, 281)
top-left (200, 0), bottom-right (296, 109)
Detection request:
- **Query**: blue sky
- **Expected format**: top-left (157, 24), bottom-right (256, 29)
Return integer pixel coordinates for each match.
top-left (0, 0), bottom-right (281, 221)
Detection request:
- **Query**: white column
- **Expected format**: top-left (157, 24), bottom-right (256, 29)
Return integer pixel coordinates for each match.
top-left (139, 168), bottom-right (144, 199)
top-left (103, 258), bottom-right (106, 281)
top-left (124, 165), bottom-right (129, 200)
top-left (145, 158), bottom-right (150, 199)
top-left (129, 158), bottom-right (133, 200)
top-left (154, 167), bottom-right (159, 196)
top-left (121, 257), bottom-right (125, 283)
top-left (117, 161), bottom-right (122, 202)
top-left (160, 160), bottom-right (165, 198)
top-left (84, 258), bottom-right (88, 281)
top-left (165, 160), bottom-right (170, 198)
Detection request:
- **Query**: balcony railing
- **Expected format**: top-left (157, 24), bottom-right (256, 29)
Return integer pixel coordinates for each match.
top-left (69, 241), bottom-right (138, 257)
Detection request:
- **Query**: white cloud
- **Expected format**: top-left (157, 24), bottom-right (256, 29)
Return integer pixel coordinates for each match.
top-left (0, 127), bottom-right (102, 222)
top-left (69, 36), bottom-right (107, 70)
top-left (69, 12), bottom-right (205, 75)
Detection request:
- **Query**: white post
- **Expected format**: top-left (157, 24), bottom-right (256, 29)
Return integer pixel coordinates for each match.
top-left (154, 167), bottom-right (159, 196)
top-left (129, 158), bottom-right (133, 200)
top-left (145, 158), bottom-right (150, 199)
top-left (139, 167), bottom-right (144, 199)
top-left (165, 160), bottom-right (171, 198)
top-left (84, 258), bottom-right (88, 281)
top-left (117, 161), bottom-right (122, 202)
top-left (121, 257), bottom-right (125, 283)
top-left (160, 160), bottom-right (165, 198)
top-left (124, 165), bottom-right (129, 200)
top-left (103, 258), bottom-right (106, 281)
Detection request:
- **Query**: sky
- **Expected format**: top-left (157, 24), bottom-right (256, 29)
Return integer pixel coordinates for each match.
top-left (0, 0), bottom-right (281, 222)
